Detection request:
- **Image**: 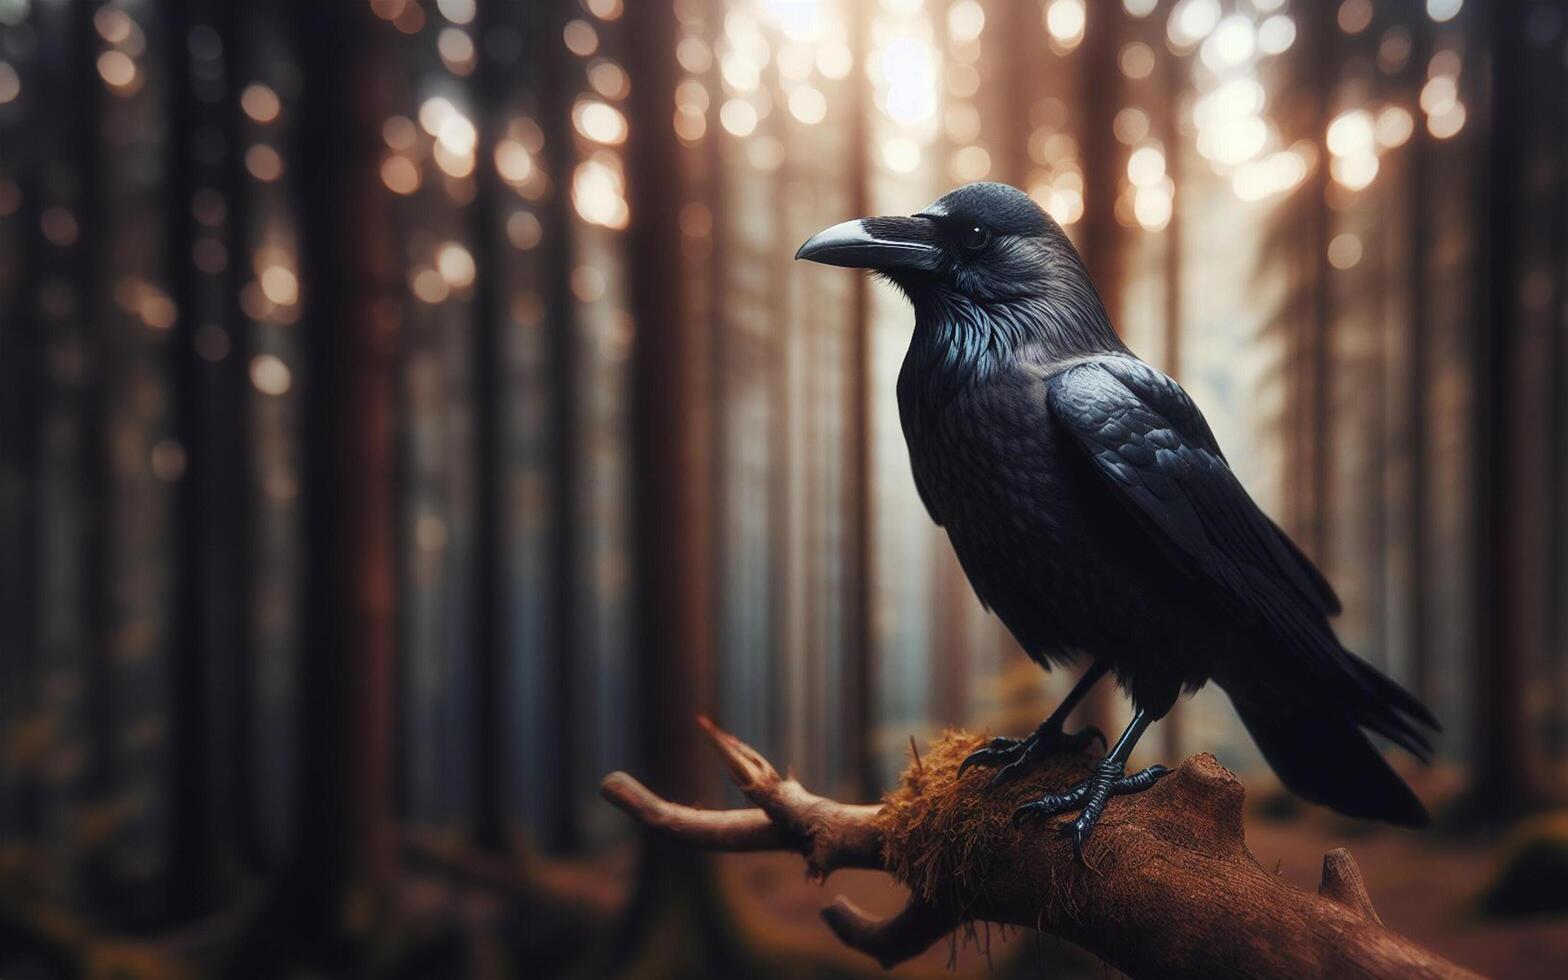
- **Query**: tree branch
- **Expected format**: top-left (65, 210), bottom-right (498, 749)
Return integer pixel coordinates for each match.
top-left (602, 722), bottom-right (1479, 979)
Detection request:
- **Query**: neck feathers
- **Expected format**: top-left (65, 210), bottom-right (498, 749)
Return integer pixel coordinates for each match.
top-left (902, 267), bottom-right (1126, 403)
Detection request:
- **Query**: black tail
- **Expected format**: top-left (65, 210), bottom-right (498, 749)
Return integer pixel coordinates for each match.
top-left (1233, 700), bottom-right (1430, 827)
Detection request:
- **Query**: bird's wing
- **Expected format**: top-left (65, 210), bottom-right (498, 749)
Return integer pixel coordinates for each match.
top-left (1047, 362), bottom-right (1432, 753)
top-left (1095, 357), bottom-right (1341, 616)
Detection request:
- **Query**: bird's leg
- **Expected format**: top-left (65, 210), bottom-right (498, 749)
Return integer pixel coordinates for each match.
top-left (958, 662), bottom-right (1110, 785)
top-left (1012, 708), bottom-right (1170, 859)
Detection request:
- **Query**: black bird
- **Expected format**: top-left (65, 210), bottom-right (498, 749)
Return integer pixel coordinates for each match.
top-left (797, 182), bottom-right (1437, 853)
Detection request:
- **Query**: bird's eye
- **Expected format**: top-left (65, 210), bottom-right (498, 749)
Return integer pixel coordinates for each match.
top-left (962, 224), bottom-right (989, 250)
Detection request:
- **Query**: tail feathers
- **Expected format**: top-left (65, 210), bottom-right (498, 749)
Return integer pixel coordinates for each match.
top-left (1341, 650), bottom-right (1441, 762)
top-left (1235, 702), bottom-right (1430, 828)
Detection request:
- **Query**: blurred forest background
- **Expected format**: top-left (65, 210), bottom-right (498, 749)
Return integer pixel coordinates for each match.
top-left (1, 0), bottom-right (1567, 977)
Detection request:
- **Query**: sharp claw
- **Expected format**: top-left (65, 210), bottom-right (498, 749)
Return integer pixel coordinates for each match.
top-left (988, 757), bottom-right (1030, 787)
top-left (957, 735), bottom-right (1033, 780)
top-left (957, 749), bottom-right (1000, 779)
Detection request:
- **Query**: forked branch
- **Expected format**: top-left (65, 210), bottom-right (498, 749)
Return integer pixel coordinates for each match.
top-left (602, 720), bottom-right (1477, 978)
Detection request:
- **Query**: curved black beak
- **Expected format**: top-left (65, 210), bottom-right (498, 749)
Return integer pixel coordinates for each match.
top-left (794, 216), bottom-right (941, 272)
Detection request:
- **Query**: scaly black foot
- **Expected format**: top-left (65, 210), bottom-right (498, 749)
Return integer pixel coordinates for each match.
top-left (1012, 758), bottom-right (1170, 858)
top-left (957, 723), bottom-right (1107, 787)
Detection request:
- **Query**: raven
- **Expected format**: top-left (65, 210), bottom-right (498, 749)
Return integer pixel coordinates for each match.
top-left (797, 182), bottom-right (1437, 852)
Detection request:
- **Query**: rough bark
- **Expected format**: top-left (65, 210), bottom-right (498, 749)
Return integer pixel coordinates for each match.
top-left (604, 720), bottom-right (1476, 979)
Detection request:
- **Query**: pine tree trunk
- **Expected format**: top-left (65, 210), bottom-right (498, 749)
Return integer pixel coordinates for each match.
top-left (273, 0), bottom-right (399, 957)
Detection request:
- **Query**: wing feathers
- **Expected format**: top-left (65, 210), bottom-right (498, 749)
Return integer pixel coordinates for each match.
top-left (1048, 362), bottom-right (1435, 758)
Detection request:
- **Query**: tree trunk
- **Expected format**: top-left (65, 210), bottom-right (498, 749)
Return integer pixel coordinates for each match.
top-left (466, 0), bottom-right (510, 855)
top-left (162, 0), bottom-right (226, 920)
top-left (271, 0), bottom-right (399, 959)
top-left (533, 0), bottom-right (584, 852)
top-left (1403, 20), bottom-right (1434, 710)
top-left (1073, 2), bottom-right (1125, 737)
top-left (1469, 0), bottom-right (1545, 814)
top-left (623, 0), bottom-right (715, 811)
top-left (840, 0), bottom-right (877, 802)
top-left (216, 0), bottom-right (262, 872)
top-left (1159, 45), bottom-right (1185, 759)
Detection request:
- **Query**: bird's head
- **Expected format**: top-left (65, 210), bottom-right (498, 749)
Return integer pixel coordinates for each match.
top-left (795, 182), bottom-right (1091, 310)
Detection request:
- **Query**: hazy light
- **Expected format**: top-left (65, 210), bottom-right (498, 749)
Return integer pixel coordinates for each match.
top-left (1338, 0), bottom-right (1373, 36)
top-left (1127, 145), bottom-right (1166, 187)
top-left (260, 264), bottom-right (298, 305)
top-left (437, 112), bottom-right (477, 154)
top-left (381, 156), bottom-right (420, 194)
top-left (245, 145), bottom-right (284, 181)
top-left (1375, 106), bottom-right (1414, 148)
top-left (945, 103), bottom-right (981, 143)
top-left (1168, 0), bottom-right (1221, 48)
top-left (436, 242), bottom-right (475, 287)
top-left (1194, 78), bottom-right (1264, 127)
top-left (438, 28), bottom-right (476, 74)
top-left (573, 99), bottom-right (628, 144)
top-left (882, 136), bottom-right (921, 174)
top-left (1123, 0), bottom-right (1159, 17)
top-left (1231, 149), bottom-right (1308, 201)
top-left (433, 141), bottom-right (475, 178)
top-left (0, 62), bottom-right (19, 105)
top-left (241, 83), bottom-right (280, 123)
top-left (1048, 185), bottom-right (1084, 225)
top-left (1119, 42), bottom-right (1155, 79)
top-left (1327, 232), bottom-right (1363, 269)
top-left (571, 265), bottom-right (606, 303)
top-left (748, 136), bottom-right (785, 171)
top-left (788, 85), bottom-right (827, 125)
top-left (1326, 109), bottom-right (1374, 158)
top-left (436, 0), bottom-right (475, 25)
top-left (948, 0), bottom-right (985, 40)
top-left (97, 51), bottom-right (138, 91)
top-left (1330, 152), bottom-right (1378, 190)
top-left (1201, 15), bottom-right (1255, 69)
top-left (585, 0), bottom-right (623, 20)
top-left (411, 267), bottom-right (449, 303)
top-left (1114, 106), bottom-right (1150, 144)
top-left (419, 96), bottom-right (455, 135)
top-left (816, 39), bottom-right (852, 78)
top-left (507, 211), bottom-right (542, 250)
top-left (1197, 114), bottom-right (1267, 165)
top-left (494, 140), bottom-right (534, 183)
top-left (384, 115), bottom-right (417, 149)
top-left (1428, 48), bottom-right (1461, 80)
top-left (677, 37), bottom-right (713, 74)
top-left (563, 19), bottom-right (598, 57)
top-left (1419, 75), bottom-right (1456, 115)
top-left (1426, 0), bottom-right (1462, 24)
top-left (1378, 28), bottom-right (1413, 74)
top-left (1427, 101), bottom-right (1466, 139)
top-left (572, 157), bottom-right (629, 228)
top-left (951, 145), bottom-right (991, 181)
top-left (589, 60), bottom-right (630, 100)
top-left (1257, 14), bottom-right (1296, 54)
top-left (719, 98), bottom-right (758, 136)
top-left (674, 106), bottom-right (706, 143)
top-left (880, 37), bottom-right (936, 123)
top-left (94, 7), bottom-right (133, 43)
top-left (250, 354), bottom-right (292, 395)
top-left (1045, 0), bottom-right (1086, 48)
top-left (1133, 184), bottom-right (1172, 231)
